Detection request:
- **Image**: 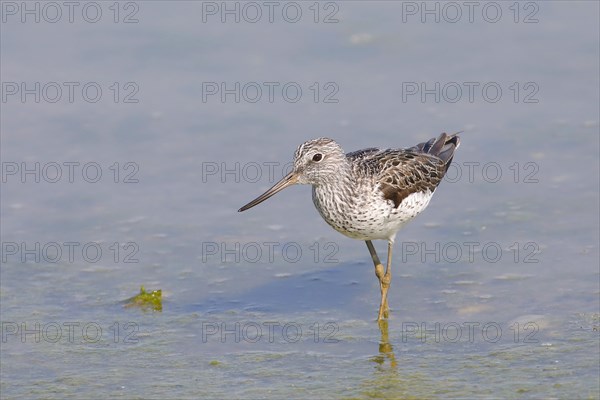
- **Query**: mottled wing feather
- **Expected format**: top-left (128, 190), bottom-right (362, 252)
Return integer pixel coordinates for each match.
top-left (346, 147), bottom-right (380, 161)
top-left (376, 151), bottom-right (447, 208)
top-left (345, 133), bottom-right (459, 209)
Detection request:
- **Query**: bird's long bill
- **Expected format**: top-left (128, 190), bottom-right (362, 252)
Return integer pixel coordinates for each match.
top-left (238, 171), bottom-right (298, 212)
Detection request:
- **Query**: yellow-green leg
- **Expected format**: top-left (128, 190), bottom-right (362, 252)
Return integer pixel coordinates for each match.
top-left (365, 241), bottom-right (393, 321)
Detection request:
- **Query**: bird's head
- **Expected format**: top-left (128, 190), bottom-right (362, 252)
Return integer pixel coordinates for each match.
top-left (292, 138), bottom-right (346, 184)
top-left (238, 138), bottom-right (346, 211)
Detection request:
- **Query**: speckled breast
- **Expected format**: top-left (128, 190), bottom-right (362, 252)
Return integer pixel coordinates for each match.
top-left (311, 184), bottom-right (434, 241)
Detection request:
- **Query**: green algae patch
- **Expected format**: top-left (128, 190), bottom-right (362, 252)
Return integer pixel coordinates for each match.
top-left (124, 286), bottom-right (162, 311)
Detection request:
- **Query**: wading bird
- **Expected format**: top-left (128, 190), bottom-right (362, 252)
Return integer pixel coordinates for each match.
top-left (239, 132), bottom-right (460, 320)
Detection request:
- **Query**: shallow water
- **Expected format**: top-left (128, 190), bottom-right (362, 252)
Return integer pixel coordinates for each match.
top-left (1, 1), bottom-right (599, 399)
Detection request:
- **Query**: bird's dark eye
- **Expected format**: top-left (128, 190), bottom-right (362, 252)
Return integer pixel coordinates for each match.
top-left (312, 153), bottom-right (323, 162)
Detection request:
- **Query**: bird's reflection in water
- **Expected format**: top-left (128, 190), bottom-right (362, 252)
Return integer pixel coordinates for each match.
top-left (361, 320), bottom-right (437, 398)
top-left (370, 319), bottom-right (398, 370)
top-left (360, 320), bottom-right (407, 399)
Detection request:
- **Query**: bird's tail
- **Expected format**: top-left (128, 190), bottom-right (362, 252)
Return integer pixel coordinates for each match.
top-left (412, 132), bottom-right (461, 172)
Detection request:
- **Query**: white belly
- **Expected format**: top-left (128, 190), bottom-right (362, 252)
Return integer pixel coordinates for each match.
top-left (312, 186), bottom-right (434, 241)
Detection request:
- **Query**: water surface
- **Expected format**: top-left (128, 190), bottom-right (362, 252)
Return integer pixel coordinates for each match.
top-left (1, 1), bottom-right (599, 398)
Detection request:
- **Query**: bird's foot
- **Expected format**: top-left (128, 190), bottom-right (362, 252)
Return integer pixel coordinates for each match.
top-left (375, 263), bottom-right (385, 280)
top-left (377, 302), bottom-right (390, 321)
top-left (381, 272), bottom-right (391, 288)
top-left (375, 264), bottom-right (391, 321)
